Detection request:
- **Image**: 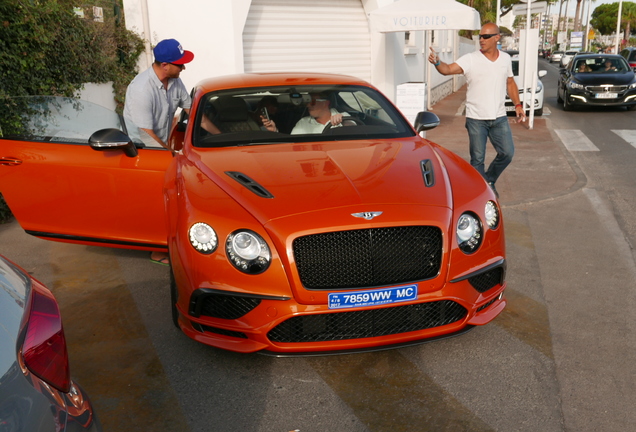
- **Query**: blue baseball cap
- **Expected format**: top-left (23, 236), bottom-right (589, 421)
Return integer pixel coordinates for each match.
top-left (153, 39), bottom-right (194, 64)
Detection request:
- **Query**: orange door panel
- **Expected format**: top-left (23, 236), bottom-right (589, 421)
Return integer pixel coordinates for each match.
top-left (0, 139), bottom-right (172, 250)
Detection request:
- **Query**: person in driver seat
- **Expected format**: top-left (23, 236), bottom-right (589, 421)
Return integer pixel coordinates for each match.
top-left (290, 93), bottom-right (349, 134)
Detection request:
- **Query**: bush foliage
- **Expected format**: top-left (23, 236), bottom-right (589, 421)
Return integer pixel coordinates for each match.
top-left (0, 0), bottom-right (145, 223)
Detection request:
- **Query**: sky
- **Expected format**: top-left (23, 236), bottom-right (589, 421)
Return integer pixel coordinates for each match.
top-left (557, 0), bottom-right (628, 17)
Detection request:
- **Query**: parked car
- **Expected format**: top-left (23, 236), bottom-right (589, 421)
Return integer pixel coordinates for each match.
top-left (0, 254), bottom-right (102, 431)
top-left (0, 73), bottom-right (507, 356)
top-left (559, 50), bottom-right (579, 68)
top-left (557, 54), bottom-right (636, 111)
top-left (505, 55), bottom-right (548, 116)
top-left (550, 50), bottom-right (564, 63)
top-left (620, 47), bottom-right (636, 69)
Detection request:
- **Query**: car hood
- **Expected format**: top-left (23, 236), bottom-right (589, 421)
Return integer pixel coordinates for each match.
top-left (188, 138), bottom-right (451, 224)
top-left (572, 72), bottom-right (636, 85)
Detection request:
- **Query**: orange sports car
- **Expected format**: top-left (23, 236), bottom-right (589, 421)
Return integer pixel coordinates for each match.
top-left (0, 73), bottom-right (506, 356)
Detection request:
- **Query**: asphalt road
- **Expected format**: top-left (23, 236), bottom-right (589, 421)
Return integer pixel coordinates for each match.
top-left (1, 57), bottom-right (635, 431)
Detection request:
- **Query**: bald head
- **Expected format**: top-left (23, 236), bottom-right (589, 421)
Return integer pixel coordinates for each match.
top-left (481, 23), bottom-right (500, 34)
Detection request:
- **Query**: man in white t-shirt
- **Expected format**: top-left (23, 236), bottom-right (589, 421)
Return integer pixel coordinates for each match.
top-left (291, 93), bottom-right (345, 134)
top-left (428, 23), bottom-right (525, 197)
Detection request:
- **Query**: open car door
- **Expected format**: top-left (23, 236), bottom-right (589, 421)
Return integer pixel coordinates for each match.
top-left (0, 97), bottom-right (173, 251)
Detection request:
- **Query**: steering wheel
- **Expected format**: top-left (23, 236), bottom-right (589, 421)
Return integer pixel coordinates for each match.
top-left (322, 115), bottom-right (364, 133)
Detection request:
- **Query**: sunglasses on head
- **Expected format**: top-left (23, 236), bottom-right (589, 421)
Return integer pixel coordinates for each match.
top-left (479, 33), bottom-right (499, 40)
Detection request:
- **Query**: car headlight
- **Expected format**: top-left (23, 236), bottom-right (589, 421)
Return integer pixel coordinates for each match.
top-left (226, 230), bottom-right (271, 274)
top-left (630, 82), bottom-right (636, 89)
top-left (456, 212), bottom-right (482, 253)
top-left (568, 81), bottom-right (584, 90)
top-left (189, 222), bottom-right (218, 254)
top-left (485, 201), bottom-right (500, 229)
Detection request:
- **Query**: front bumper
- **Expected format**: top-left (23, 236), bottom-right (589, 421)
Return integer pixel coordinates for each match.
top-left (566, 88), bottom-right (636, 107)
top-left (176, 260), bottom-right (507, 356)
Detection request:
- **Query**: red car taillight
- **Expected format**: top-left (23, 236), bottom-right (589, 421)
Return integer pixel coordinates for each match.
top-left (22, 281), bottom-right (71, 393)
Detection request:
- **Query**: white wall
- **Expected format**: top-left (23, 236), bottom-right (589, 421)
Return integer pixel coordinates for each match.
top-left (121, 0), bottom-right (472, 105)
top-left (123, 0), bottom-right (251, 91)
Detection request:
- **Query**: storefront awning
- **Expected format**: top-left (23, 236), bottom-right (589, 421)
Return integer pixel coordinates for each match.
top-left (369, 0), bottom-right (481, 33)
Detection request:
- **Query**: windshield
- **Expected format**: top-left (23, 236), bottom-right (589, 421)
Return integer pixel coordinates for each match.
top-left (193, 84), bottom-right (414, 148)
top-left (0, 96), bottom-right (158, 148)
top-left (574, 57), bottom-right (631, 73)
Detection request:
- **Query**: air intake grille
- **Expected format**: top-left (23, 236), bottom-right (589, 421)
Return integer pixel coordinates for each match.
top-left (268, 300), bottom-right (467, 343)
top-left (468, 267), bottom-right (503, 293)
top-left (196, 293), bottom-right (261, 319)
top-left (293, 226), bottom-right (443, 289)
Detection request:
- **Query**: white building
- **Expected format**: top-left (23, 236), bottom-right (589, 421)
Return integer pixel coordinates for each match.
top-left (121, 0), bottom-right (479, 109)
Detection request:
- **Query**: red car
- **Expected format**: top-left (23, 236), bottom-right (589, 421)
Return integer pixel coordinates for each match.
top-left (0, 73), bottom-right (506, 355)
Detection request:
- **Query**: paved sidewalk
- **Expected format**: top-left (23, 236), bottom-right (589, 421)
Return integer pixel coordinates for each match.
top-left (425, 86), bottom-right (585, 208)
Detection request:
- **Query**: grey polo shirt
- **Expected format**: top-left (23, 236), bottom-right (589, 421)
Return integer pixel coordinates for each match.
top-left (123, 67), bottom-right (191, 144)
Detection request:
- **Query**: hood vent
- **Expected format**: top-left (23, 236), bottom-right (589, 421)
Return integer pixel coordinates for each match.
top-left (420, 160), bottom-right (435, 187)
top-left (225, 171), bottom-right (274, 198)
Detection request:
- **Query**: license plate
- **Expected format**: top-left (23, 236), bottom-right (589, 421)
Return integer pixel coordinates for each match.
top-left (596, 93), bottom-right (617, 99)
top-left (328, 284), bottom-right (418, 310)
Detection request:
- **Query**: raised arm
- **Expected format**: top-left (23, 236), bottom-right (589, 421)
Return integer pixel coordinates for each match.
top-left (428, 46), bottom-right (464, 76)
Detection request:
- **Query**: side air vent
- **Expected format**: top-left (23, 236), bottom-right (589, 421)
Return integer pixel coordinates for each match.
top-left (225, 171), bottom-right (274, 198)
top-left (421, 160), bottom-right (435, 187)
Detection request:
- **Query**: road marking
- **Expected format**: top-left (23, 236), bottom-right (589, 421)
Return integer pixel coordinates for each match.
top-left (612, 130), bottom-right (636, 149)
top-left (554, 129), bottom-right (599, 152)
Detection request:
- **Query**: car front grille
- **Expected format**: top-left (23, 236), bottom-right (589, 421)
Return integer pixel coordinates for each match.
top-left (292, 226), bottom-right (443, 290)
top-left (586, 84), bottom-right (628, 93)
top-left (267, 300), bottom-right (467, 343)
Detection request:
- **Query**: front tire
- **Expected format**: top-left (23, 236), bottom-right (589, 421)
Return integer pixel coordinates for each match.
top-left (534, 107), bottom-right (544, 116)
top-left (563, 92), bottom-right (572, 111)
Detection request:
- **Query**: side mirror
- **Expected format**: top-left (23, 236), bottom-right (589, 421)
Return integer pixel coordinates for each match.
top-left (414, 111), bottom-right (441, 133)
top-left (89, 128), bottom-right (138, 158)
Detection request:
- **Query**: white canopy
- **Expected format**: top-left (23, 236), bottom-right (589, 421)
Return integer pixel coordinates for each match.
top-left (369, 0), bottom-right (481, 33)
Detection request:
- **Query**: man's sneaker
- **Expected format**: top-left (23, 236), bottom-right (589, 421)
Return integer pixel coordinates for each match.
top-left (488, 182), bottom-right (499, 198)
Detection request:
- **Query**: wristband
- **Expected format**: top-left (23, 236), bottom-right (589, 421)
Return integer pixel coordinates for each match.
top-left (434, 60), bottom-right (441, 66)
top-left (515, 103), bottom-right (522, 108)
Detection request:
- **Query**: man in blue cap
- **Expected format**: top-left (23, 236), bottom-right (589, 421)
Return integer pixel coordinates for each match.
top-left (123, 38), bottom-right (194, 265)
top-left (123, 38), bottom-right (195, 149)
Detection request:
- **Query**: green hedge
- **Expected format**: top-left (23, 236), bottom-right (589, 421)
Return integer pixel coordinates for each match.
top-left (0, 0), bottom-right (144, 220)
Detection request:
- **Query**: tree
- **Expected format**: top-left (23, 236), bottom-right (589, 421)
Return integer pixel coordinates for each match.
top-left (0, 0), bottom-right (144, 135)
top-left (0, 0), bottom-right (144, 222)
top-left (591, 2), bottom-right (636, 38)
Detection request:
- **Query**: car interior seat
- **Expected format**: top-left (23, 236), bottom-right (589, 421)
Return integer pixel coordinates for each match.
top-left (210, 96), bottom-right (261, 133)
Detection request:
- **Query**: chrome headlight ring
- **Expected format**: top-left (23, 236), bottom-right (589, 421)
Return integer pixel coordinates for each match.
top-left (189, 222), bottom-right (218, 254)
top-left (456, 212), bottom-right (483, 254)
top-left (226, 230), bottom-right (271, 274)
top-left (485, 201), bottom-right (500, 230)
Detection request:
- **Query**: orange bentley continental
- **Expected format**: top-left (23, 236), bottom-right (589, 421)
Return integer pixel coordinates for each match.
top-left (0, 73), bottom-right (506, 355)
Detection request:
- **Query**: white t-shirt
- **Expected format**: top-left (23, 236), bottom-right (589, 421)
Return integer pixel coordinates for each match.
top-left (291, 108), bottom-right (344, 134)
top-left (455, 50), bottom-right (513, 120)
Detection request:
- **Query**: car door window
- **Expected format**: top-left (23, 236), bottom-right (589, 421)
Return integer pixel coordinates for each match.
top-left (1, 96), bottom-right (159, 148)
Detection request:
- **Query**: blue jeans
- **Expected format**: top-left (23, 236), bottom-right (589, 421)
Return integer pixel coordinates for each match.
top-left (465, 116), bottom-right (515, 184)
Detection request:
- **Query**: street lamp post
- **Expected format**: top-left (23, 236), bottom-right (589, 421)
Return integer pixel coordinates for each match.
top-left (614, 0), bottom-right (623, 53)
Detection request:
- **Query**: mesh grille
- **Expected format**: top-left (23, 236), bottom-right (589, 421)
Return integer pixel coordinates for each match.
top-left (293, 226), bottom-right (443, 289)
top-left (468, 267), bottom-right (503, 293)
top-left (268, 300), bottom-right (467, 343)
top-left (477, 297), bottom-right (497, 312)
top-left (197, 294), bottom-right (261, 319)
